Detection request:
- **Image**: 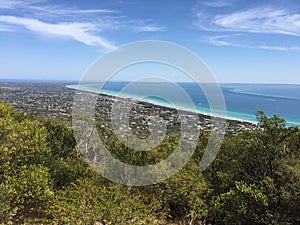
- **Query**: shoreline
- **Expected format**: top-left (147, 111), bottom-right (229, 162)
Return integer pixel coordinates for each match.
top-left (67, 84), bottom-right (257, 126)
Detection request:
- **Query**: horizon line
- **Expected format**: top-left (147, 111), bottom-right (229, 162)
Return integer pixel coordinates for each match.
top-left (1, 78), bottom-right (300, 85)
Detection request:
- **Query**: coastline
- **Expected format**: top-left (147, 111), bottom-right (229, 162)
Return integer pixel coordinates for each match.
top-left (67, 84), bottom-right (257, 126)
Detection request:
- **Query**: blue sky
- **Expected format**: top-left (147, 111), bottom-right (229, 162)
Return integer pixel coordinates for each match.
top-left (0, 0), bottom-right (300, 83)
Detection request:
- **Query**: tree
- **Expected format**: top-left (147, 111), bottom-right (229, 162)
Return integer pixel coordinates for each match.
top-left (0, 103), bottom-right (53, 223)
top-left (205, 112), bottom-right (300, 224)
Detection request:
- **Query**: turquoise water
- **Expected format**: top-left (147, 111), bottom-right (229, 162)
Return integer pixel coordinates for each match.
top-left (68, 82), bottom-right (300, 127)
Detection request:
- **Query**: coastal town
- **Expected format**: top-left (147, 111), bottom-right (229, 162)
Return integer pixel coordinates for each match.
top-left (0, 82), bottom-right (257, 134)
top-left (0, 82), bottom-right (75, 123)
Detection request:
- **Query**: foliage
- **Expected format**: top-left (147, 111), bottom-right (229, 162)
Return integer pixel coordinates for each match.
top-left (51, 178), bottom-right (154, 224)
top-left (204, 111), bottom-right (300, 224)
top-left (0, 103), bottom-right (52, 223)
top-left (0, 102), bottom-right (299, 224)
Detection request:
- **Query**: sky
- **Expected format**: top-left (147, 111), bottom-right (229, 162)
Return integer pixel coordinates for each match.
top-left (0, 0), bottom-right (300, 83)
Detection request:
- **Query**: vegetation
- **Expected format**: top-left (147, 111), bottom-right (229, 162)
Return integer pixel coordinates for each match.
top-left (0, 102), bottom-right (299, 224)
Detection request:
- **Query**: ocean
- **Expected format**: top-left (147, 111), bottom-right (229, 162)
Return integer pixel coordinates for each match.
top-left (67, 82), bottom-right (300, 127)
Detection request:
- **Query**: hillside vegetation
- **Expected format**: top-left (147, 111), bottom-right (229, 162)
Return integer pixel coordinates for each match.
top-left (0, 102), bottom-right (299, 224)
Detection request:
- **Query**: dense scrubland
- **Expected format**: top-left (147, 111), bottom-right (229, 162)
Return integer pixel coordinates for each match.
top-left (0, 102), bottom-right (299, 224)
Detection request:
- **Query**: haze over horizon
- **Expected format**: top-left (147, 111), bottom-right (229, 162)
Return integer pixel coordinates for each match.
top-left (1, 0), bottom-right (300, 84)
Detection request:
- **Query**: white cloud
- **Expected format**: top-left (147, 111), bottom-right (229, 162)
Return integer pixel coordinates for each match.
top-left (213, 7), bottom-right (300, 36)
top-left (204, 35), bottom-right (233, 46)
top-left (27, 6), bottom-right (119, 18)
top-left (0, 24), bottom-right (12, 31)
top-left (0, 16), bottom-right (115, 49)
top-left (0, 0), bottom-right (165, 48)
top-left (194, 6), bottom-right (300, 51)
top-left (202, 0), bottom-right (234, 8)
top-left (0, 0), bottom-right (117, 15)
top-left (133, 25), bottom-right (165, 32)
top-left (0, 0), bottom-right (45, 9)
top-left (67, 9), bottom-right (117, 14)
top-left (203, 34), bottom-right (300, 51)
